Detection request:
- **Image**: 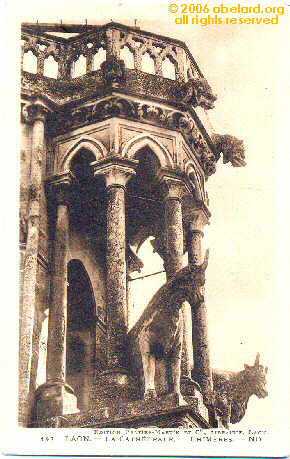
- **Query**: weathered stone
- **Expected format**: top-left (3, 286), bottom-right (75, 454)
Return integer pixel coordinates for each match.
top-left (19, 102), bottom-right (49, 426)
top-left (187, 210), bottom-right (213, 403)
top-left (212, 353), bottom-right (268, 428)
top-left (35, 381), bottom-right (78, 427)
top-left (132, 253), bottom-right (209, 402)
top-left (19, 21), bottom-right (252, 430)
top-left (101, 54), bottom-right (126, 86)
top-left (92, 158), bottom-right (137, 376)
top-left (181, 77), bottom-right (217, 110)
top-left (211, 133), bottom-right (246, 167)
top-left (47, 393), bottom-right (210, 428)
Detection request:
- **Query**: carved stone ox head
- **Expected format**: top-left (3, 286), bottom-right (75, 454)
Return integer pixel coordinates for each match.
top-left (244, 353), bottom-right (268, 398)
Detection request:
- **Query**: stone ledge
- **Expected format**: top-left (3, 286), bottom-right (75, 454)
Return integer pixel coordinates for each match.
top-left (48, 393), bottom-right (211, 428)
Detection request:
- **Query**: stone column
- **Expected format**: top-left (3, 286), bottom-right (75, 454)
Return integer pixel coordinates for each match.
top-left (35, 172), bottom-right (78, 425)
top-left (187, 209), bottom-right (213, 401)
top-left (19, 101), bottom-right (50, 426)
top-left (162, 173), bottom-right (192, 380)
top-left (162, 174), bottom-right (184, 277)
top-left (86, 53), bottom-right (93, 73)
top-left (46, 174), bottom-right (72, 382)
top-left (92, 157), bottom-right (137, 382)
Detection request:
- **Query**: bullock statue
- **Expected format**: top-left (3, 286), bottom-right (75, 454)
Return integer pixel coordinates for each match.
top-left (139, 250), bottom-right (209, 403)
top-left (212, 353), bottom-right (268, 428)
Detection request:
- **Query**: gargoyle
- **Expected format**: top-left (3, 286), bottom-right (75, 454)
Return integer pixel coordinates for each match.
top-left (182, 77), bottom-right (217, 110)
top-left (139, 250), bottom-right (209, 402)
top-left (211, 133), bottom-right (246, 167)
top-left (212, 353), bottom-right (268, 428)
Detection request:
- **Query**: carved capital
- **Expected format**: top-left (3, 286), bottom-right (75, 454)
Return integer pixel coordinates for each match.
top-left (158, 170), bottom-right (189, 201)
top-left (188, 209), bottom-right (210, 233)
top-left (22, 99), bottom-right (52, 123)
top-left (91, 157), bottom-right (138, 189)
top-left (45, 171), bottom-right (77, 205)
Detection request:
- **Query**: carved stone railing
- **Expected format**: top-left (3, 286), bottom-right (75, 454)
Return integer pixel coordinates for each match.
top-left (21, 22), bottom-right (203, 82)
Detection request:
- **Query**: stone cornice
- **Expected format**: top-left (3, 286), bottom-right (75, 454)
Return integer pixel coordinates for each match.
top-left (46, 96), bottom-right (216, 178)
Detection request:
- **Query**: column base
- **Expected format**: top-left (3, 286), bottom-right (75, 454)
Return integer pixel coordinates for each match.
top-left (180, 376), bottom-right (210, 422)
top-left (35, 381), bottom-right (79, 427)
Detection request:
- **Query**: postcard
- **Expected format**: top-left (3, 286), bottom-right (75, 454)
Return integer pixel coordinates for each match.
top-left (2, 0), bottom-right (289, 456)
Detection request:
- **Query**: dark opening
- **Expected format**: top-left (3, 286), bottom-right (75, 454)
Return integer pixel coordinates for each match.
top-left (126, 146), bottom-right (165, 245)
top-left (66, 259), bottom-right (96, 410)
top-left (69, 148), bottom-right (96, 188)
top-left (68, 148), bottom-right (107, 242)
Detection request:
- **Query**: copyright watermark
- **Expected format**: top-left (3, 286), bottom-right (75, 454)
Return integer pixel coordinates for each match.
top-left (169, 3), bottom-right (179, 13)
top-left (168, 3), bottom-right (286, 25)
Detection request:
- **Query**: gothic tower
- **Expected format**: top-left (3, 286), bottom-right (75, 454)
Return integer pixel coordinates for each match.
top-left (20, 21), bottom-right (245, 428)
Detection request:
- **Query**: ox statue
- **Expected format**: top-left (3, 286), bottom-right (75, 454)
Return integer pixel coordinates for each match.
top-left (212, 353), bottom-right (268, 428)
top-left (139, 250), bottom-right (209, 403)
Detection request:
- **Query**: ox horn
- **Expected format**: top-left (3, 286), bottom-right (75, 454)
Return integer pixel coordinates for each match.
top-left (254, 352), bottom-right (260, 366)
top-left (201, 248), bottom-right (210, 270)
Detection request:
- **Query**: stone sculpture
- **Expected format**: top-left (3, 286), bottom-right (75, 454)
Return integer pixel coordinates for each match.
top-left (182, 77), bottom-right (217, 110)
top-left (212, 353), bottom-right (268, 428)
top-left (100, 54), bottom-right (126, 85)
top-left (211, 133), bottom-right (246, 167)
top-left (139, 250), bottom-right (209, 402)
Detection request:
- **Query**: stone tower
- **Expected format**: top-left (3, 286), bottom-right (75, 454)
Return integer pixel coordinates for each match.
top-left (20, 21), bottom-right (246, 428)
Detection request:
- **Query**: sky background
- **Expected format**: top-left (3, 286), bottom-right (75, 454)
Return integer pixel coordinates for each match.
top-left (4, 0), bottom-right (289, 437)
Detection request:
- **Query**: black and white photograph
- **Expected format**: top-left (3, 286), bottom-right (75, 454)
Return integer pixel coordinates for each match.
top-left (2, 0), bottom-right (289, 456)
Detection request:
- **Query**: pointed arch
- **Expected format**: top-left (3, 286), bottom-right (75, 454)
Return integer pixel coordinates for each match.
top-left (184, 160), bottom-right (205, 202)
top-left (122, 134), bottom-right (174, 169)
top-left (61, 136), bottom-right (108, 172)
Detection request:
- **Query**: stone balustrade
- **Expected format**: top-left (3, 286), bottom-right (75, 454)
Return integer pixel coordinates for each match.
top-left (21, 22), bottom-right (203, 81)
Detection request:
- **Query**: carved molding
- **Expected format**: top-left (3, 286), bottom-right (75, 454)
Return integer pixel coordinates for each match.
top-left (49, 97), bottom-right (217, 178)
